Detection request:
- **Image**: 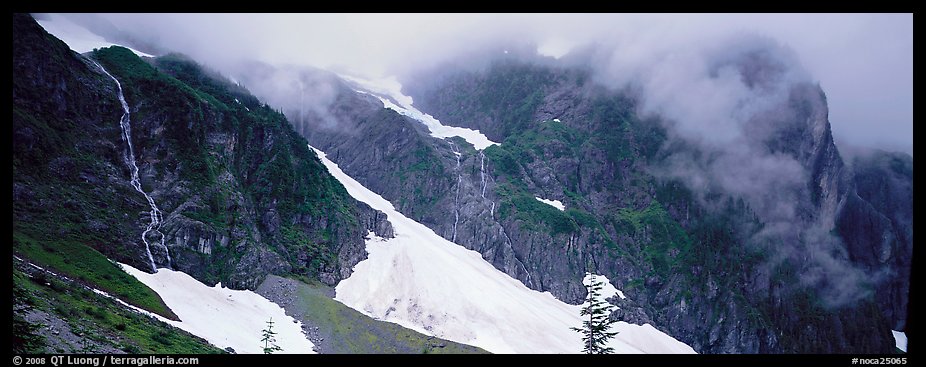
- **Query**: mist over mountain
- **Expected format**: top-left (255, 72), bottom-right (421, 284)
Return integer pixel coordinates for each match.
top-left (14, 13), bottom-right (911, 355)
top-left (38, 13), bottom-right (912, 155)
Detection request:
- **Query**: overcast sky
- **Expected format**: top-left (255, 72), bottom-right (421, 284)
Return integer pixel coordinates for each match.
top-left (45, 13), bottom-right (912, 155)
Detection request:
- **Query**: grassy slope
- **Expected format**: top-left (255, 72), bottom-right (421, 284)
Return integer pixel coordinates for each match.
top-left (13, 268), bottom-right (222, 354)
top-left (12, 14), bottom-right (177, 321)
top-left (13, 14), bottom-right (360, 352)
top-left (14, 233), bottom-right (178, 320)
top-left (262, 276), bottom-right (488, 354)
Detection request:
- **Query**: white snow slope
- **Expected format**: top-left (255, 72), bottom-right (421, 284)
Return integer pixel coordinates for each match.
top-left (892, 330), bottom-right (907, 352)
top-left (120, 263), bottom-right (315, 354)
top-left (314, 146), bottom-right (694, 354)
top-left (341, 75), bottom-right (499, 150)
top-left (37, 14), bottom-right (154, 58)
top-left (535, 197), bottom-right (566, 211)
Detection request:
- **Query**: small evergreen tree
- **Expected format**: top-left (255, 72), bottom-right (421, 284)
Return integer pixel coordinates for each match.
top-left (571, 274), bottom-right (619, 354)
top-left (261, 317), bottom-right (283, 354)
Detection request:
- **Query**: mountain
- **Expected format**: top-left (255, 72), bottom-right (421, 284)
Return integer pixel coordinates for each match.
top-left (405, 58), bottom-right (911, 353)
top-left (12, 13), bottom-right (475, 354)
top-left (13, 12), bottom-right (910, 354)
top-left (274, 48), bottom-right (911, 353)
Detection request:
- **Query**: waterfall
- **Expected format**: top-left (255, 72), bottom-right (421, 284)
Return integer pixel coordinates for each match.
top-left (448, 140), bottom-right (462, 243)
top-left (480, 151), bottom-right (488, 198)
top-left (90, 58), bottom-right (169, 272)
top-left (502, 229), bottom-right (533, 289)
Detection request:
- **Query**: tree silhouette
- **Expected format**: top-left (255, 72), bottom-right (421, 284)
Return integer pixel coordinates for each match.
top-left (261, 317), bottom-right (283, 354)
top-left (571, 274), bottom-right (619, 353)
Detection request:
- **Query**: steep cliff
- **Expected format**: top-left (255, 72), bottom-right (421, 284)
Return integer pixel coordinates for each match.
top-left (276, 51), bottom-right (908, 353)
top-left (13, 12), bottom-right (391, 300)
top-left (407, 58), bottom-right (909, 353)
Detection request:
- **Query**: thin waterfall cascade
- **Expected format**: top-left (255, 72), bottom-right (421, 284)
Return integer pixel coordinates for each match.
top-left (91, 58), bottom-right (170, 272)
top-left (449, 140), bottom-right (462, 243)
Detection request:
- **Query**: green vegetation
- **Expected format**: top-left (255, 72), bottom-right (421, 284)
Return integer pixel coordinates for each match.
top-left (613, 201), bottom-right (692, 279)
top-left (14, 15), bottom-right (183, 327)
top-left (571, 274), bottom-right (619, 354)
top-left (13, 269), bottom-right (222, 353)
top-left (460, 59), bottom-right (774, 324)
top-left (89, 45), bottom-right (365, 282)
top-left (14, 13), bottom-right (378, 352)
top-left (13, 271), bottom-right (47, 354)
top-left (260, 317), bottom-right (283, 354)
top-left (279, 277), bottom-right (488, 354)
top-left (502, 194), bottom-right (577, 234)
top-left (753, 258), bottom-right (891, 353)
top-left (14, 231), bottom-right (177, 320)
top-left (437, 61), bottom-right (560, 138)
top-left (484, 121), bottom-right (608, 237)
top-left (406, 146), bottom-right (442, 174)
top-left (93, 46), bottom-right (221, 191)
top-left (278, 225), bottom-right (334, 276)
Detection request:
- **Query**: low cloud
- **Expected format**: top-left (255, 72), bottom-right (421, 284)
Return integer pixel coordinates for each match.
top-left (40, 13), bottom-right (910, 154)
top-left (38, 13), bottom-right (908, 306)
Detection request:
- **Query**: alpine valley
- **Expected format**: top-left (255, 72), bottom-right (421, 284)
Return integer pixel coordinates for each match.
top-left (12, 13), bottom-right (911, 354)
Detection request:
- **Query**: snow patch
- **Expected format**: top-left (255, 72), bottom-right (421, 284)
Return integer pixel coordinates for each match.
top-left (314, 146), bottom-right (693, 354)
top-left (120, 263), bottom-right (315, 354)
top-left (535, 197), bottom-right (566, 211)
top-left (892, 330), bottom-right (907, 352)
top-left (37, 14), bottom-right (155, 58)
top-left (538, 39), bottom-right (572, 59)
top-left (583, 273), bottom-right (625, 300)
top-left (341, 75), bottom-right (499, 150)
top-left (553, 118), bottom-right (562, 122)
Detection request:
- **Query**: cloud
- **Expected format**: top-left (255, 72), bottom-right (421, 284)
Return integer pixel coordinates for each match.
top-left (44, 13), bottom-right (910, 154)
top-left (39, 12), bottom-right (907, 306)
top-left (617, 32), bottom-right (877, 307)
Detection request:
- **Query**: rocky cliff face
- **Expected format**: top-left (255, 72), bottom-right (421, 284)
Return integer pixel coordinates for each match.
top-left (837, 151), bottom-right (913, 331)
top-left (13, 13), bottom-right (391, 292)
top-left (408, 59), bottom-right (909, 353)
top-left (254, 66), bottom-right (590, 304)
top-left (267, 51), bottom-right (908, 353)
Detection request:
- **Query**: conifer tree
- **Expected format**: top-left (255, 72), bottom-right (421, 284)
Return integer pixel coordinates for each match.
top-left (571, 274), bottom-right (619, 354)
top-left (261, 317), bottom-right (283, 354)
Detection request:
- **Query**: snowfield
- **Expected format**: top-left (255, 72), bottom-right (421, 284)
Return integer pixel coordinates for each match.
top-left (314, 146), bottom-right (695, 354)
top-left (341, 75), bottom-right (500, 150)
top-left (585, 273), bottom-right (625, 300)
top-left (535, 197), bottom-right (566, 211)
top-left (892, 330), bottom-right (907, 352)
top-left (120, 263), bottom-right (315, 354)
top-left (37, 14), bottom-right (154, 57)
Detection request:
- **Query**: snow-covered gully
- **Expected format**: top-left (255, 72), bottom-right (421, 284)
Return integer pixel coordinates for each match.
top-left (313, 146), bottom-right (696, 354)
top-left (120, 264), bottom-right (316, 354)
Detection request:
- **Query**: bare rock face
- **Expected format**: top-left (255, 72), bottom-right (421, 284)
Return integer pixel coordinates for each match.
top-left (836, 151), bottom-right (912, 330)
top-left (13, 13), bottom-right (392, 294)
top-left (273, 51), bottom-right (908, 354)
